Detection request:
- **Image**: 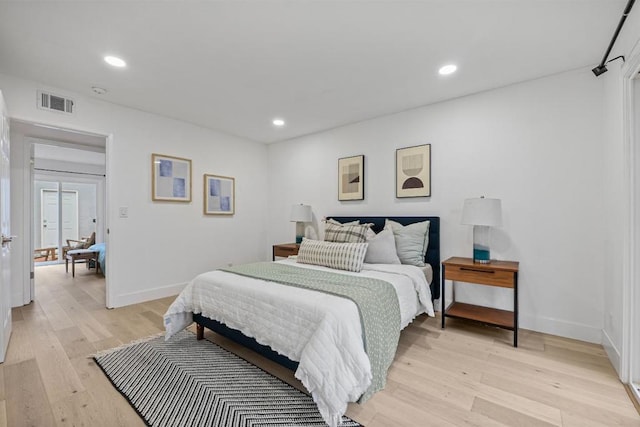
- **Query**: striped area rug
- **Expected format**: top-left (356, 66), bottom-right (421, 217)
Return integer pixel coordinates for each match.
top-left (94, 330), bottom-right (363, 427)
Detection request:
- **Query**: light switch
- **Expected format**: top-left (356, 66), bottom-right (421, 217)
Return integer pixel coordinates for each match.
top-left (119, 207), bottom-right (128, 218)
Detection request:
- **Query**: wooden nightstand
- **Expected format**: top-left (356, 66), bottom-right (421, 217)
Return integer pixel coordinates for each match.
top-left (272, 243), bottom-right (300, 261)
top-left (441, 256), bottom-right (520, 347)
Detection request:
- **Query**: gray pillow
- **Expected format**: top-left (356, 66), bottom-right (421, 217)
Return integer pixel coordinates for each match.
top-left (364, 228), bottom-right (401, 264)
top-left (384, 219), bottom-right (430, 266)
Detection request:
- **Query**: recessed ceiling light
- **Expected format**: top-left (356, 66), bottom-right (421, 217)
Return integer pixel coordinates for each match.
top-left (272, 118), bottom-right (285, 127)
top-left (104, 55), bottom-right (126, 68)
top-left (91, 86), bottom-right (107, 95)
top-left (438, 64), bottom-right (457, 75)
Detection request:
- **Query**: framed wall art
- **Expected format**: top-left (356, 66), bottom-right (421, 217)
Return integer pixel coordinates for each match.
top-left (204, 174), bottom-right (235, 215)
top-left (338, 155), bottom-right (364, 201)
top-left (152, 153), bottom-right (192, 202)
top-left (396, 144), bottom-right (431, 198)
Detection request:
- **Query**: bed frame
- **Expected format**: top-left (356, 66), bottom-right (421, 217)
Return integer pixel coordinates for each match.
top-left (195, 216), bottom-right (440, 372)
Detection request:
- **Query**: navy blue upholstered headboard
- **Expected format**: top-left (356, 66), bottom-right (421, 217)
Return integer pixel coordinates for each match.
top-left (327, 216), bottom-right (440, 301)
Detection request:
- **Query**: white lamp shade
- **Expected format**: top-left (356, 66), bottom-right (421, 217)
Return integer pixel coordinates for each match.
top-left (290, 204), bottom-right (312, 222)
top-left (461, 198), bottom-right (502, 227)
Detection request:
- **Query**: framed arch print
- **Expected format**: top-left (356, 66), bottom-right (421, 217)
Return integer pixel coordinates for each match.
top-left (396, 144), bottom-right (431, 198)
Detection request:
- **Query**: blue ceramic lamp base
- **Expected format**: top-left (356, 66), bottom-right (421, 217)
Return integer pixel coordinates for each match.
top-left (473, 245), bottom-right (491, 264)
top-left (295, 221), bottom-right (305, 244)
top-left (473, 225), bottom-right (492, 264)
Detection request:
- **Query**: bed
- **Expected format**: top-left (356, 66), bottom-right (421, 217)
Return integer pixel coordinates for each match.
top-left (164, 216), bottom-right (440, 426)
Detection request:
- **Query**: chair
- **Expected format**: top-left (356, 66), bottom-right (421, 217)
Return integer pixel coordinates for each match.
top-left (34, 247), bottom-right (56, 262)
top-left (65, 248), bottom-right (99, 277)
top-left (62, 232), bottom-right (96, 258)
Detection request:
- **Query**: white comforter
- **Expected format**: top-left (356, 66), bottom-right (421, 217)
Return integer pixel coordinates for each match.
top-left (164, 259), bottom-right (434, 427)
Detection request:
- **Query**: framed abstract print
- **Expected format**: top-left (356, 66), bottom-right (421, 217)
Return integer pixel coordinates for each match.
top-left (204, 174), bottom-right (235, 215)
top-left (338, 155), bottom-right (364, 201)
top-left (152, 153), bottom-right (192, 202)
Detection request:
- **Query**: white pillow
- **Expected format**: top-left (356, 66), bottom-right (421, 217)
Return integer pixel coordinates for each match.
top-left (364, 228), bottom-right (401, 264)
top-left (384, 219), bottom-right (430, 266)
top-left (297, 238), bottom-right (369, 272)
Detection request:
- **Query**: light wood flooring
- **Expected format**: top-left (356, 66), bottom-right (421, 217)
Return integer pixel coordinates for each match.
top-left (1, 263), bottom-right (639, 427)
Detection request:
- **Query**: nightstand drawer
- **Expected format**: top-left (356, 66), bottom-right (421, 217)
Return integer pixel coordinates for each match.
top-left (445, 265), bottom-right (515, 288)
top-left (272, 243), bottom-right (300, 260)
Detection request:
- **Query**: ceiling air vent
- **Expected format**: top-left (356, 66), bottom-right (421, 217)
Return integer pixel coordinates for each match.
top-left (37, 90), bottom-right (74, 114)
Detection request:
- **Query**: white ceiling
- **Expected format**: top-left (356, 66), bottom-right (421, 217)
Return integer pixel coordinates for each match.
top-left (0, 1), bottom-right (627, 143)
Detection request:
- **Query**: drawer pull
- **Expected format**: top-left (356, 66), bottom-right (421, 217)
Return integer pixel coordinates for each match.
top-left (459, 267), bottom-right (495, 274)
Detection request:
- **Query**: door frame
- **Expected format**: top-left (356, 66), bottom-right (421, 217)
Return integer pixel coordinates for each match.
top-left (12, 120), bottom-right (110, 308)
top-left (623, 40), bottom-right (640, 403)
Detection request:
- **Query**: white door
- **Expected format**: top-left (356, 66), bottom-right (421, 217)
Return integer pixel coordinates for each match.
top-left (0, 91), bottom-right (12, 363)
top-left (61, 190), bottom-right (78, 244)
top-left (41, 189), bottom-right (59, 247)
top-left (41, 189), bottom-right (78, 249)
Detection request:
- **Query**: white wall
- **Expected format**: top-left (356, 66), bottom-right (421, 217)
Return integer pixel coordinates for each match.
top-left (2, 72), bottom-right (269, 307)
top-left (600, 9), bottom-right (640, 376)
top-left (268, 68), bottom-right (605, 343)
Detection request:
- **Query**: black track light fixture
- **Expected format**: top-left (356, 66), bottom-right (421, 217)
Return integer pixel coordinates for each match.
top-left (592, 0), bottom-right (635, 77)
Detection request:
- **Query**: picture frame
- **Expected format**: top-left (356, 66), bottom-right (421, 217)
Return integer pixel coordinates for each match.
top-left (338, 155), bottom-right (364, 201)
top-left (396, 144), bottom-right (431, 198)
top-left (204, 174), bottom-right (235, 215)
top-left (152, 153), bottom-right (192, 202)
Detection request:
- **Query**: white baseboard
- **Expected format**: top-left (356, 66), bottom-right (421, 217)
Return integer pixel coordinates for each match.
top-left (519, 314), bottom-right (602, 344)
top-left (108, 282), bottom-right (188, 308)
top-left (602, 328), bottom-right (622, 376)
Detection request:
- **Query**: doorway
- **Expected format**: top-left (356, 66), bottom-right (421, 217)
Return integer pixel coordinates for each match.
top-left (41, 189), bottom-right (78, 249)
top-left (34, 179), bottom-right (98, 265)
top-left (9, 119), bottom-right (108, 307)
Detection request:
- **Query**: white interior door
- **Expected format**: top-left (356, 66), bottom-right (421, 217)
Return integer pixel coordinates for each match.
top-left (40, 189), bottom-right (78, 252)
top-left (61, 190), bottom-right (78, 244)
top-left (41, 189), bottom-right (58, 247)
top-left (0, 91), bottom-right (12, 363)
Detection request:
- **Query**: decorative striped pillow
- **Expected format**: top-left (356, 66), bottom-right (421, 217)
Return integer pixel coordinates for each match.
top-left (323, 221), bottom-right (370, 243)
top-left (297, 238), bottom-right (369, 272)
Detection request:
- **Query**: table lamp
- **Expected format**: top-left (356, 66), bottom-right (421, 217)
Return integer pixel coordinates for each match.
top-left (461, 197), bottom-right (502, 263)
top-left (290, 204), bottom-right (312, 244)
